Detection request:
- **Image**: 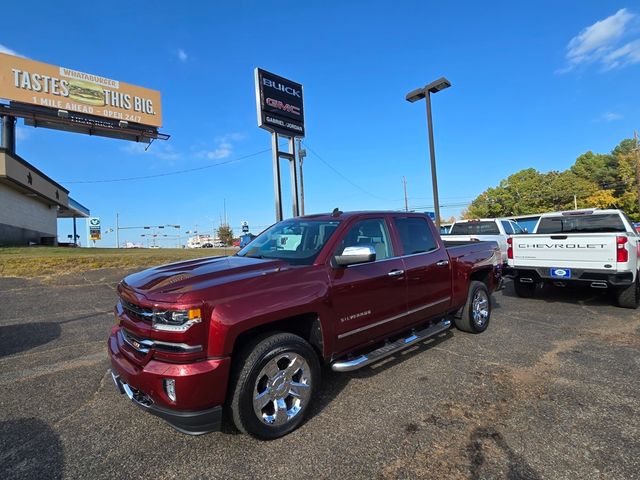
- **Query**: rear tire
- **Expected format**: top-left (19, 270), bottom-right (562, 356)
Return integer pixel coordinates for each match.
top-left (513, 279), bottom-right (539, 298)
top-left (454, 281), bottom-right (491, 333)
top-left (616, 276), bottom-right (639, 309)
top-left (228, 332), bottom-right (320, 439)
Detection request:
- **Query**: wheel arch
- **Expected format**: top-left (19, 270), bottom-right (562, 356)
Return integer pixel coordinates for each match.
top-left (230, 313), bottom-right (326, 361)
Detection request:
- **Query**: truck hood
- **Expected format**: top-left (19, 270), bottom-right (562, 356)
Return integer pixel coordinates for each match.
top-left (121, 255), bottom-right (290, 303)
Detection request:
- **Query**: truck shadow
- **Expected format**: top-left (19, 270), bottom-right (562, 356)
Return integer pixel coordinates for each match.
top-left (500, 280), bottom-right (612, 307)
top-left (306, 330), bottom-right (454, 422)
top-left (0, 322), bottom-right (61, 358)
top-left (0, 418), bottom-right (64, 480)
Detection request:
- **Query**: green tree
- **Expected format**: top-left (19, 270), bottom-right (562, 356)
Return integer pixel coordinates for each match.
top-left (465, 138), bottom-right (638, 220)
top-left (217, 224), bottom-right (234, 246)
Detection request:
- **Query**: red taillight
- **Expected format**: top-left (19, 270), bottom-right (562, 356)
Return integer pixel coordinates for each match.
top-left (507, 237), bottom-right (513, 260)
top-left (616, 236), bottom-right (628, 263)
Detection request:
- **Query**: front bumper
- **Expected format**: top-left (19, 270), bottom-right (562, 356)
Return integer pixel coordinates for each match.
top-left (108, 327), bottom-right (231, 435)
top-left (110, 370), bottom-right (222, 435)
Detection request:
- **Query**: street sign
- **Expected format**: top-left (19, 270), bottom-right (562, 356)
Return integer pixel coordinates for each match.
top-left (425, 211), bottom-right (436, 221)
top-left (255, 68), bottom-right (304, 137)
top-left (241, 221), bottom-right (249, 233)
top-left (89, 217), bottom-right (101, 240)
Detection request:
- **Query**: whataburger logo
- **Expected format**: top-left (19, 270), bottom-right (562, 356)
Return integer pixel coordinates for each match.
top-left (59, 67), bottom-right (119, 89)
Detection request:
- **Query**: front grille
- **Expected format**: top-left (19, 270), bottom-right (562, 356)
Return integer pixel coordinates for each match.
top-left (121, 299), bottom-right (153, 323)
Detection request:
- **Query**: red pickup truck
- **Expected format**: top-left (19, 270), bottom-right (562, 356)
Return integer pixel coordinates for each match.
top-left (109, 211), bottom-right (501, 439)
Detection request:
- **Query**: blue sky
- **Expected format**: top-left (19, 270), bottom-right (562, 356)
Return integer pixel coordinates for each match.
top-left (1, 1), bottom-right (639, 246)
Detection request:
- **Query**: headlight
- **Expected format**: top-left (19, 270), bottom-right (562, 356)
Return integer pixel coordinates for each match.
top-left (152, 307), bottom-right (201, 332)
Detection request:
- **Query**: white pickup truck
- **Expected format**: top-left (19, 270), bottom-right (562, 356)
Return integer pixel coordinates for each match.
top-left (506, 209), bottom-right (640, 308)
top-left (446, 218), bottom-right (525, 264)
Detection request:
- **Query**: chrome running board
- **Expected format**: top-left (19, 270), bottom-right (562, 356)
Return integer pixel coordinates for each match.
top-left (331, 319), bottom-right (451, 372)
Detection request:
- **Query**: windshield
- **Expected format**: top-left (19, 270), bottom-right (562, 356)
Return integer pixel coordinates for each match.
top-left (237, 219), bottom-right (341, 265)
top-left (536, 214), bottom-right (626, 234)
top-left (449, 221), bottom-right (500, 235)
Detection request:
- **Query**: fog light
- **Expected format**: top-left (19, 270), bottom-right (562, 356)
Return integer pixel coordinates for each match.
top-left (164, 379), bottom-right (176, 402)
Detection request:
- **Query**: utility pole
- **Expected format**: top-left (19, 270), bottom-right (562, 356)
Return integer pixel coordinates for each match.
top-left (116, 213), bottom-right (120, 248)
top-left (574, 194), bottom-right (578, 211)
top-left (403, 176), bottom-right (409, 212)
top-left (635, 131), bottom-right (640, 214)
top-left (297, 139), bottom-right (306, 215)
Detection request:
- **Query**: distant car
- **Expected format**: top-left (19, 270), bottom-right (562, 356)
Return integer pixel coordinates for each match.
top-left (202, 243), bottom-right (214, 248)
top-left (149, 245), bottom-right (160, 249)
top-left (232, 240), bottom-right (240, 247)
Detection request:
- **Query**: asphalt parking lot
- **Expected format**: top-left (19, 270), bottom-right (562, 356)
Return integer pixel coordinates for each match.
top-left (1, 270), bottom-right (639, 480)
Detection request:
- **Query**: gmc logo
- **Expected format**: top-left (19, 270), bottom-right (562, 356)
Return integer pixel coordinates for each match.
top-left (263, 78), bottom-right (301, 97)
top-left (266, 97), bottom-right (301, 115)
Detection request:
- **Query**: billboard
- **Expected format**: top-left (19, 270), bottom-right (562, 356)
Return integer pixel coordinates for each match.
top-left (0, 53), bottom-right (162, 128)
top-left (255, 68), bottom-right (304, 137)
top-left (89, 217), bottom-right (101, 241)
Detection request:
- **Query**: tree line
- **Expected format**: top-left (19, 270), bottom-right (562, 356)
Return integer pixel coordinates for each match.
top-left (463, 138), bottom-right (640, 221)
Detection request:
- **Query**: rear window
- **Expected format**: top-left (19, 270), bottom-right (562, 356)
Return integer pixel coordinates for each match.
top-left (394, 217), bottom-right (438, 255)
top-left (450, 221), bottom-right (500, 235)
top-left (536, 214), bottom-right (626, 234)
top-left (501, 221), bottom-right (514, 235)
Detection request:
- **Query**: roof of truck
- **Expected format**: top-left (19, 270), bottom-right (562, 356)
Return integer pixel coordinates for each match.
top-left (299, 210), bottom-right (426, 221)
top-left (538, 209), bottom-right (621, 218)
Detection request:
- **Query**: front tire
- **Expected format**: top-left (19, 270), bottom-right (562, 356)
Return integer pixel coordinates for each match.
top-left (616, 275), bottom-right (639, 309)
top-left (454, 281), bottom-right (491, 333)
top-left (228, 332), bottom-right (320, 439)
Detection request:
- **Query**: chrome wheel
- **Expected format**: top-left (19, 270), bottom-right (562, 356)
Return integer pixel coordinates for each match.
top-left (472, 289), bottom-right (490, 327)
top-left (253, 353), bottom-right (311, 426)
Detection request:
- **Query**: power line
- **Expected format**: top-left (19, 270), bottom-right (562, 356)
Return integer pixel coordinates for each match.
top-left (301, 142), bottom-right (392, 201)
top-left (62, 149), bottom-right (271, 184)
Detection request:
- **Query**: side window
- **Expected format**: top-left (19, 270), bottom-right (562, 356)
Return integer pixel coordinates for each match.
top-left (501, 221), bottom-right (514, 235)
top-left (394, 217), bottom-right (438, 255)
top-left (512, 222), bottom-right (525, 234)
top-left (336, 218), bottom-right (393, 261)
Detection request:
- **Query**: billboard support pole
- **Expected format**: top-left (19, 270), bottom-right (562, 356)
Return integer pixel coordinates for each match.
top-left (1, 115), bottom-right (16, 154)
top-left (271, 133), bottom-right (284, 222)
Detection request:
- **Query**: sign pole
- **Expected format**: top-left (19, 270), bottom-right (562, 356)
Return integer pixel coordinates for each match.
top-left (288, 136), bottom-right (299, 217)
top-left (116, 212), bottom-right (120, 249)
top-left (271, 132), bottom-right (283, 222)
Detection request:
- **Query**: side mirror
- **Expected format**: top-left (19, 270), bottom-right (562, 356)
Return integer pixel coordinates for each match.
top-left (334, 245), bottom-right (376, 267)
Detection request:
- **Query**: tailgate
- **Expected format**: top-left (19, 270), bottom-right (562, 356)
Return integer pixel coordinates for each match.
top-left (510, 234), bottom-right (617, 269)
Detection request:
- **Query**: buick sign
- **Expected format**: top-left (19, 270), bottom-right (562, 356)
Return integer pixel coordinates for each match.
top-left (255, 68), bottom-right (305, 137)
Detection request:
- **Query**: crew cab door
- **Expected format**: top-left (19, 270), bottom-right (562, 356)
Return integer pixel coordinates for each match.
top-left (392, 215), bottom-right (452, 324)
top-left (328, 217), bottom-right (408, 353)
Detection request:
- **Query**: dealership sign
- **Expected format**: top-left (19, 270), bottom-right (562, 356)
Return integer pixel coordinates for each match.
top-left (254, 68), bottom-right (304, 137)
top-left (0, 53), bottom-right (162, 128)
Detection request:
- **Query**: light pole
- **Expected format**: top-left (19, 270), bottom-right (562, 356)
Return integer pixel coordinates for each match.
top-left (406, 77), bottom-right (451, 228)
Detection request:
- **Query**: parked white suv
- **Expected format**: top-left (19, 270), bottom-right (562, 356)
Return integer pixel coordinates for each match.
top-left (445, 218), bottom-right (525, 264)
top-left (506, 209), bottom-right (639, 308)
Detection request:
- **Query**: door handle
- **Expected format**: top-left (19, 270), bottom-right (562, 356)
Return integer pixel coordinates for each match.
top-left (388, 269), bottom-right (405, 277)
top-left (436, 260), bottom-right (449, 267)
